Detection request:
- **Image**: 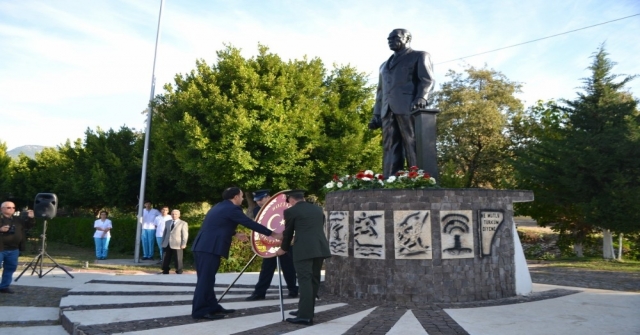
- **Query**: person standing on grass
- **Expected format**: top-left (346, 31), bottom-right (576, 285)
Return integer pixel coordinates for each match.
top-left (141, 200), bottom-right (160, 260)
top-left (154, 206), bottom-right (171, 263)
top-left (93, 211), bottom-right (112, 260)
top-left (0, 201), bottom-right (35, 294)
top-left (160, 209), bottom-right (188, 274)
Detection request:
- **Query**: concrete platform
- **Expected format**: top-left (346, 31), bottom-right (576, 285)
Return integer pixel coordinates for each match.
top-left (1, 263), bottom-right (639, 334)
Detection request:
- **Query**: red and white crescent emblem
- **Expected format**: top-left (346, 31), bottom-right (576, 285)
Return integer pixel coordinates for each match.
top-left (251, 191), bottom-right (291, 258)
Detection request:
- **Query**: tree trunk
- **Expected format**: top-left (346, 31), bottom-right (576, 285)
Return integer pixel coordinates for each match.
top-left (618, 233), bottom-right (624, 260)
top-left (574, 242), bottom-right (584, 258)
top-left (602, 229), bottom-right (615, 259)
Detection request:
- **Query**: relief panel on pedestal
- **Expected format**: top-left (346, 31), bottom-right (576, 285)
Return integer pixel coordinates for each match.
top-left (353, 210), bottom-right (385, 259)
top-left (393, 210), bottom-right (432, 259)
top-left (440, 210), bottom-right (475, 259)
top-left (328, 211), bottom-right (349, 257)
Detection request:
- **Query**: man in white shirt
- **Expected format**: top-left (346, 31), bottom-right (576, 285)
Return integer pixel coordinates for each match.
top-left (154, 206), bottom-right (171, 263)
top-left (141, 201), bottom-right (161, 260)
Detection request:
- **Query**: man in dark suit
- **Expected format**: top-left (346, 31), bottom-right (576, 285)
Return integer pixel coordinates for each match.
top-left (275, 190), bottom-right (331, 326)
top-left (191, 187), bottom-right (283, 320)
top-left (369, 28), bottom-right (435, 178)
top-left (245, 189), bottom-right (298, 301)
top-left (160, 209), bottom-right (188, 274)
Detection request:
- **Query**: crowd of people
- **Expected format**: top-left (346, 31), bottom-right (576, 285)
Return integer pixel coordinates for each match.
top-left (1, 186), bottom-right (331, 326)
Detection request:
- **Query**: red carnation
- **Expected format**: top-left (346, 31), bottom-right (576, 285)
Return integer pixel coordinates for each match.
top-left (408, 171), bottom-right (418, 178)
top-left (410, 166), bottom-right (419, 171)
top-left (423, 173), bottom-right (431, 179)
top-left (355, 172), bottom-right (365, 179)
top-left (377, 174), bottom-right (385, 180)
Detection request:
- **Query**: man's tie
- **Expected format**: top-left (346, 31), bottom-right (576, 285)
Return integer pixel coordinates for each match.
top-left (171, 220), bottom-right (175, 231)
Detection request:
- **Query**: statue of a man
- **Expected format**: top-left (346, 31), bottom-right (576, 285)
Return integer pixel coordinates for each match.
top-left (369, 28), bottom-right (435, 178)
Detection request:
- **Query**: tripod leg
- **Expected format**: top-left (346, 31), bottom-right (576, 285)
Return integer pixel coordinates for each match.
top-left (14, 253), bottom-right (43, 282)
top-left (218, 254), bottom-right (258, 302)
top-left (40, 252), bottom-right (74, 279)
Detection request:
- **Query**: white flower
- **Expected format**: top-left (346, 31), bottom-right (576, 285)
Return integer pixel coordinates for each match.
top-left (386, 176), bottom-right (397, 183)
top-left (429, 177), bottom-right (436, 184)
top-left (378, 180), bottom-right (384, 185)
top-left (361, 177), bottom-right (371, 181)
top-left (336, 182), bottom-right (343, 188)
top-left (325, 181), bottom-right (335, 188)
top-left (417, 169), bottom-right (425, 174)
top-left (364, 170), bottom-right (374, 176)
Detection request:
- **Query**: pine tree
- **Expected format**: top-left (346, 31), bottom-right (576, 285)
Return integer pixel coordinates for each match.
top-left (514, 45), bottom-right (640, 256)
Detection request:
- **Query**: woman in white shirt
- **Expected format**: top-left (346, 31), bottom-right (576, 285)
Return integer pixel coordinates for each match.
top-left (94, 211), bottom-right (113, 260)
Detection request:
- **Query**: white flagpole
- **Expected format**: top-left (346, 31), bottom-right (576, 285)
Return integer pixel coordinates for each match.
top-left (135, 0), bottom-right (165, 263)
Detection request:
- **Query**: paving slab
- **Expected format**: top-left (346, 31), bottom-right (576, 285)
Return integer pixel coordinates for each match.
top-left (386, 310), bottom-right (429, 335)
top-left (286, 307), bottom-right (377, 335)
top-left (120, 303), bottom-right (346, 335)
top-left (0, 306), bottom-right (59, 322)
top-left (60, 294), bottom-right (194, 307)
top-left (445, 286), bottom-right (640, 335)
top-left (0, 325), bottom-right (69, 335)
top-left (63, 297), bottom-right (298, 326)
top-left (12, 271), bottom-right (114, 289)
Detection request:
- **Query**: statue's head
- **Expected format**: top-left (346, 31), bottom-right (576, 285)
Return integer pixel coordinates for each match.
top-left (387, 28), bottom-right (412, 51)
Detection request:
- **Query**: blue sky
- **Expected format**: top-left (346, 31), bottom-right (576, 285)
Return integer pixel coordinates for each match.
top-left (1, 0), bottom-right (639, 150)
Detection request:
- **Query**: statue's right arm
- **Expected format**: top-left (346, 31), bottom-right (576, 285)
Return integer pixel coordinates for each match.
top-left (369, 71), bottom-right (383, 130)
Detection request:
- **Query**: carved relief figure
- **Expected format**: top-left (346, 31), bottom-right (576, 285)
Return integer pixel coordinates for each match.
top-left (328, 211), bottom-right (349, 256)
top-left (394, 210), bottom-right (432, 259)
top-left (354, 211), bottom-right (385, 259)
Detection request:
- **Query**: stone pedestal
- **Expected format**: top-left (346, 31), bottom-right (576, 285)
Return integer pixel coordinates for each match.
top-left (324, 188), bottom-right (534, 303)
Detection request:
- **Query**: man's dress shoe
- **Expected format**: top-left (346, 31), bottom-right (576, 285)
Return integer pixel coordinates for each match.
top-left (286, 317), bottom-right (313, 325)
top-left (193, 313), bottom-right (225, 320)
top-left (245, 293), bottom-right (266, 301)
top-left (289, 310), bottom-right (298, 316)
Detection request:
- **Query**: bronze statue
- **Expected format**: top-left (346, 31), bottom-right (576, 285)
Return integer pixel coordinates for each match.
top-left (369, 28), bottom-right (435, 178)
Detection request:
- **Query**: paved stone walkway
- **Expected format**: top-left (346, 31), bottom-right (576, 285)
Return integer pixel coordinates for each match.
top-left (1, 264), bottom-right (639, 334)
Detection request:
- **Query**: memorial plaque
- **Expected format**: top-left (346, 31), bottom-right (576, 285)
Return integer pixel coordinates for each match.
top-left (479, 210), bottom-right (505, 257)
top-left (354, 210), bottom-right (385, 259)
top-left (394, 210), bottom-right (432, 259)
top-left (440, 210), bottom-right (474, 259)
top-left (328, 211), bottom-right (349, 257)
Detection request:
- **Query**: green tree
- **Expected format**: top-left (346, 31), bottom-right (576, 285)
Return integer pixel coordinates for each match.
top-left (150, 45), bottom-right (380, 203)
top-left (514, 46), bottom-right (640, 256)
top-left (0, 141), bottom-right (12, 200)
top-left (434, 66), bottom-right (524, 188)
top-left (56, 127), bottom-right (143, 213)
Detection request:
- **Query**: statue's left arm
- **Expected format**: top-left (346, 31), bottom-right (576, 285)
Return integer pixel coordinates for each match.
top-left (411, 51), bottom-right (435, 110)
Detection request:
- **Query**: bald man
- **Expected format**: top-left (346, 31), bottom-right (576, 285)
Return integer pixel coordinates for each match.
top-left (0, 201), bottom-right (35, 293)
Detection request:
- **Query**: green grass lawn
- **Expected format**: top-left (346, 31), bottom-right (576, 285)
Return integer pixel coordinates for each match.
top-left (18, 240), bottom-right (196, 274)
top-left (541, 257), bottom-right (640, 273)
